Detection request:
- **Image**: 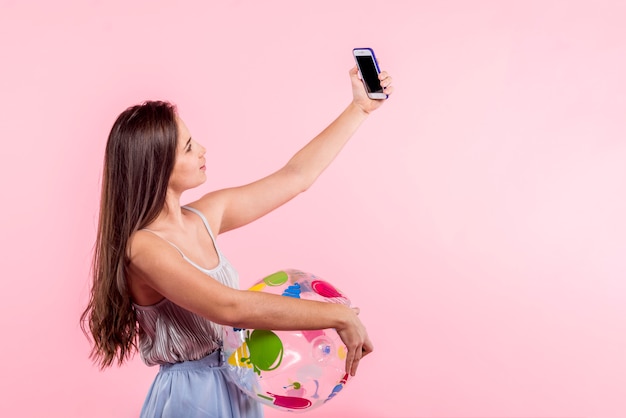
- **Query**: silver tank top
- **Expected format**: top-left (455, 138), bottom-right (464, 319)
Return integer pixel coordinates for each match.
top-left (133, 206), bottom-right (239, 366)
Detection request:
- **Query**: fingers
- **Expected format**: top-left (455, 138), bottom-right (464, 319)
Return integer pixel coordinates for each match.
top-left (349, 65), bottom-right (360, 79)
top-left (347, 336), bottom-right (374, 375)
top-left (378, 71), bottom-right (393, 95)
top-left (342, 329), bottom-right (373, 376)
top-left (337, 305), bottom-right (373, 376)
top-left (345, 343), bottom-right (364, 376)
top-left (361, 337), bottom-right (374, 358)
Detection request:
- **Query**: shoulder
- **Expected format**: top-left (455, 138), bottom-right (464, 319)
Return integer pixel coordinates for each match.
top-left (127, 228), bottom-right (241, 323)
top-left (127, 230), bottom-right (172, 305)
top-left (128, 229), bottom-right (162, 256)
top-left (128, 229), bottom-right (178, 271)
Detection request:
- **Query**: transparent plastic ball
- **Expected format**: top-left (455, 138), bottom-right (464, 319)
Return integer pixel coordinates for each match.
top-left (223, 269), bottom-right (353, 413)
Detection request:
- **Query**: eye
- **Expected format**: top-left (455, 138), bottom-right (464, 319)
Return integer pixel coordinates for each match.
top-left (185, 143), bottom-right (192, 153)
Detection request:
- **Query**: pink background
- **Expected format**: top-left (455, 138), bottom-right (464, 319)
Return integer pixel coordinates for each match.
top-left (1, 1), bottom-right (625, 417)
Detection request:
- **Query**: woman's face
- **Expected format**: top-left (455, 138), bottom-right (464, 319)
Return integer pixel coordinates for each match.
top-left (168, 116), bottom-right (207, 192)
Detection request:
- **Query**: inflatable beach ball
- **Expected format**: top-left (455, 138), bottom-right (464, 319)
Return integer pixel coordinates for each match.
top-left (223, 269), bottom-right (352, 413)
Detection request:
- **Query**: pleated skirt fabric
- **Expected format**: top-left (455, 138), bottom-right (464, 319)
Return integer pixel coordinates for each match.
top-left (140, 350), bottom-right (264, 418)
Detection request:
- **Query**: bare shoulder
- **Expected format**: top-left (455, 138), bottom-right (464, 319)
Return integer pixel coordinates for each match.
top-left (127, 229), bottom-right (239, 322)
top-left (126, 230), bottom-right (172, 305)
top-left (128, 229), bottom-right (168, 262)
top-left (127, 229), bottom-right (186, 277)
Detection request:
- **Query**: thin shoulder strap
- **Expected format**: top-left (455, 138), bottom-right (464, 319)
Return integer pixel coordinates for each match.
top-left (141, 228), bottom-right (186, 258)
top-left (182, 206), bottom-right (218, 243)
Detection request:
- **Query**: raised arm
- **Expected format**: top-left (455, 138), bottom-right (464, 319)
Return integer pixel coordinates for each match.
top-left (191, 67), bottom-right (393, 234)
top-left (128, 230), bottom-right (372, 375)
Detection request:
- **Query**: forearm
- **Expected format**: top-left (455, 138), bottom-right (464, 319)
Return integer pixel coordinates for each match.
top-left (224, 289), bottom-right (351, 331)
top-left (222, 283), bottom-right (370, 377)
top-left (285, 102), bottom-right (369, 189)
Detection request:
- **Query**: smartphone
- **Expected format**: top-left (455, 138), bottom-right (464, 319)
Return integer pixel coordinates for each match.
top-left (353, 48), bottom-right (387, 100)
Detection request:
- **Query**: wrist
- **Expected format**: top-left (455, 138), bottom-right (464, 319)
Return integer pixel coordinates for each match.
top-left (332, 304), bottom-right (353, 330)
top-left (348, 101), bottom-right (371, 118)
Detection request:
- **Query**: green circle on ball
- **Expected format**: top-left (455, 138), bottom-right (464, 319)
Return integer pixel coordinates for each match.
top-left (263, 271), bottom-right (288, 286)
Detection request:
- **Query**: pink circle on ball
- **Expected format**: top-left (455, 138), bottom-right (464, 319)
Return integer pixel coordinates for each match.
top-left (311, 280), bottom-right (344, 298)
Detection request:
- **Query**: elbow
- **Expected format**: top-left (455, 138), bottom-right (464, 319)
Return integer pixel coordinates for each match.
top-left (221, 308), bottom-right (247, 330)
top-left (215, 302), bottom-right (245, 329)
top-left (213, 290), bottom-right (253, 329)
top-left (201, 289), bottom-right (242, 327)
top-left (297, 179), bottom-right (312, 194)
top-left (284, 163), bottom-right (314, 194)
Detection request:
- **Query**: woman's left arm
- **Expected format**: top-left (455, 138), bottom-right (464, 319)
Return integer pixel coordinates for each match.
top-left (192, 67), bottom-right (393, 234)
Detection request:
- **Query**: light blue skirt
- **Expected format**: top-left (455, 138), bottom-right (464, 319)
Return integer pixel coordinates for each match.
top-left (140, 350), bottom-right (264, 418)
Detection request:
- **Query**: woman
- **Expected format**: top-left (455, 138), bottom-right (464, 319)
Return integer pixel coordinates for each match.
top-left (81, 66), bottom-right (393, 417)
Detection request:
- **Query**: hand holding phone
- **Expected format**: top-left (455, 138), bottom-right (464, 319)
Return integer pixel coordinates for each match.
top-left (353, 48), bottom-right (387, 100)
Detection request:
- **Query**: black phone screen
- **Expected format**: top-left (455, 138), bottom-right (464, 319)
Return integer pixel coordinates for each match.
top-left (356, 55), bottom-right (383, 94)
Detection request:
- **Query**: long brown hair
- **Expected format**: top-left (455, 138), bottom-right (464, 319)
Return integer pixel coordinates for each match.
top-left (81, 101), bottom-right (178, 368)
